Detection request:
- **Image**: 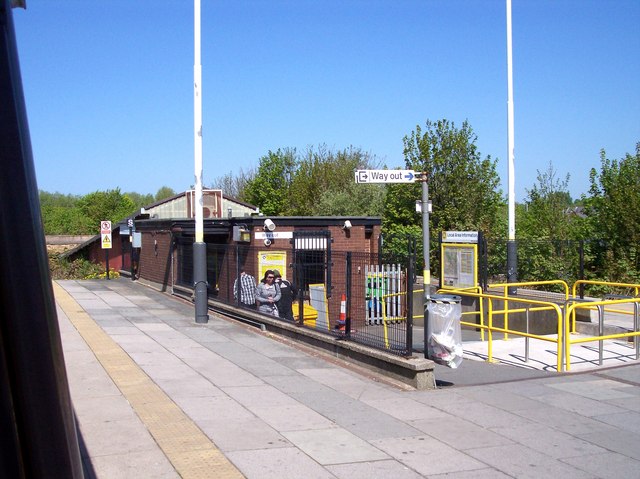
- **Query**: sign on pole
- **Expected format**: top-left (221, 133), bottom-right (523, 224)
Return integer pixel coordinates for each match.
top-left (442, 231), bottom-right (479, 243)
top-left (355, 169), bottom-right (416, 184)
top-left (101, 221), bottom-right (112, 249)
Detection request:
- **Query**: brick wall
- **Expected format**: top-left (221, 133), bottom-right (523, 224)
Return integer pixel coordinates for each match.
top-left (138, 230), bottom-right (173, 289)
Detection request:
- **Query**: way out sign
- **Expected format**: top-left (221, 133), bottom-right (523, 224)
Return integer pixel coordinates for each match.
top-left (101, 220), bottom-right (112, 249)
top-left (355, 169), bottom-right (416, 184)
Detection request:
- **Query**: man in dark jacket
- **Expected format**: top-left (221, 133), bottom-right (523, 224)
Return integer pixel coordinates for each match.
top-left (273, 270), bottom-right (295, 321)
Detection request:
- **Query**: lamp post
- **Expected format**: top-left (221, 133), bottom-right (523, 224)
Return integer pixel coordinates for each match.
top-left (506, 0), bottom-right (518, 293)
top-left (421, 173), bottom-right (431, 359)
top-left (193, 0), bottom-right (208, 323)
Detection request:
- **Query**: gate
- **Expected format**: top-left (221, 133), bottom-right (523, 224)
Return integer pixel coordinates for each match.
top-left (292, 230), bottom-right (332, 297)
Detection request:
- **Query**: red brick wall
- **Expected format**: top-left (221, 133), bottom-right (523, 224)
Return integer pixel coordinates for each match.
top-left (138, 231), bottom-right (173, 289)
top-left (86, 234), bottom-right (125, 271)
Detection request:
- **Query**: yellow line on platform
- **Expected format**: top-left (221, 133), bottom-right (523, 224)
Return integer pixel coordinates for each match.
top-left (53, 282), bottom-right (244, 479)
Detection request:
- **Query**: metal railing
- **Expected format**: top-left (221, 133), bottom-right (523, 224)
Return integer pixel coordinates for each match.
top-left (454, 280), bottom-right (640, 372)
top-left (564, 295), bottom-right (640, 371)
top-left (446, 288), bottom-right (565, 371)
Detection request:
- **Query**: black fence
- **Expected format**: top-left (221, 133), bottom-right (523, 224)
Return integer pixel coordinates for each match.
top-left (168, 233), bottom-right (628, 358)
top-left (384, 232), bottom-right (629, 297)
top-left (174, 239), bottom-right (415, 357)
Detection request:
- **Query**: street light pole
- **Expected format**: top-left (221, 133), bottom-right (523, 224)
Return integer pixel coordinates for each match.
top-left (421, 174), bottom-right (431, 300)
top-left (506, 0), bottom-right (518, 293)
top-left (420, 173), bottom-right (431, 359)
top-left (193, 0), bottom-right (208, 323)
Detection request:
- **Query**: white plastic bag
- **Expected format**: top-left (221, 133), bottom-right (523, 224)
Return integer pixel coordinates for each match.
top-left (426, 295), bottom-right (463, 369)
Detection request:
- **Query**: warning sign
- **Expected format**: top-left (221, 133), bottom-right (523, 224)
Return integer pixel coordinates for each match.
top-left (100, 220), bottom-right (112, 249)
top-left (102, 233), bottom-right (112, 249)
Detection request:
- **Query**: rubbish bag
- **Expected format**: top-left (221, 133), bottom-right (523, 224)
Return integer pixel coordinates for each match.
top-left (426, 294), bottom-right (463, 369)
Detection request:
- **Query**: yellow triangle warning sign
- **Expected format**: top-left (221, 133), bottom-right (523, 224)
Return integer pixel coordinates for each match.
top-left (101, 234), bottom-right (112, 249)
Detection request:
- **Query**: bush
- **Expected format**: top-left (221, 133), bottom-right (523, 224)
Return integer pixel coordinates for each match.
top-left (84, 270), bottom-right (120, 280)
top-left (48, 253), bottom-right (106, 280)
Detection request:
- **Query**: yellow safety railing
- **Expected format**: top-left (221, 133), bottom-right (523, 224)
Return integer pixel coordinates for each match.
top-left (488, 280), bottom-right (569, 340)
top-left (571, 280), bottom-right (640, 333)
top-left (445, 289), bottom-right (565, 371)
top-left (573, 280), bottom-right (640, 298)
top-left (564, 297), bottom-right (640, 371)
top-left (390, 286), bottom-right (563, 370)
top-left (380, 280), bottom-right (639, 372)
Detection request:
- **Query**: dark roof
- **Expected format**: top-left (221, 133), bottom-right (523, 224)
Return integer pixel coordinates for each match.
top-left (60, 224), bottom-right (122, 260)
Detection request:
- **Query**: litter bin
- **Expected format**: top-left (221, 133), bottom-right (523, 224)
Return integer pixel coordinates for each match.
top-left (426, 294), bottom-right (463, 369)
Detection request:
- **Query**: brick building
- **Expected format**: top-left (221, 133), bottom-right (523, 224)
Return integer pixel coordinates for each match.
top-left (65, 191), bottom-right (383, 322)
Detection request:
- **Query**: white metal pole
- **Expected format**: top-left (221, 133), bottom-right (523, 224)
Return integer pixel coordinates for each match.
top-left (506, 0), bottom-right (515, 240)
top-left (193, 0), bottom-right (208, 323)
top-left (194, 0), bottom-right (204, 243)
top-left (506, 0), bottom-right (518, 289)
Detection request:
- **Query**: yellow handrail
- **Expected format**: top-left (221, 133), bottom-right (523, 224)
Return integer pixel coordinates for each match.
top-left (572, 280), bottom-right (640, 299)
top-left (564, 297), bottom-right (640, 371)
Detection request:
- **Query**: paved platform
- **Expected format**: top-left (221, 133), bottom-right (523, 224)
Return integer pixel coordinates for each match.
top-left (56, 279), bottom-right (640, 478)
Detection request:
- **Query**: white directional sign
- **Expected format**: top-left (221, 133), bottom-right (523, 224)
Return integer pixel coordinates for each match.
top-left (355, 169), bottom-right (416, 184)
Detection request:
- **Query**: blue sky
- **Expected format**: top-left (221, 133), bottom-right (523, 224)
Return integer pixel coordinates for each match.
top-left (13, 0), bottom-right (639, 202)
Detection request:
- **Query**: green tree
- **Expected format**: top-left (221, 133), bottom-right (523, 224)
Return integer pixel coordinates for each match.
top-left (125, 191), bottom-right (154, 210)
top-left (243, 148), bottom-right (297, 215)
top-left (288, 145), bottom-right (382, 215)
top-left (386, 119), bottom-right (502, 234)
top-left (77, 188), bottom-right (136, 231)
top-left (41, 206), bottom-right (92, 235)
top-left (520, 162), bottom-right (575, 239)
top-left (383, 119), bottom-right (503, 271)
top-left (312, 182), bottom-right (386, 216)
top-left (585, 143), bottom-right (640, 282)
top-left (155, 186), bottom-right (176, 202)
top-left (39, 191), bottom-right (91, 234)
top-left (39, 191), bottom-right (80, 209)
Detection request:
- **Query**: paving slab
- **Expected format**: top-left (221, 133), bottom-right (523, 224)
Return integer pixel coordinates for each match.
top-left (326, 459), bottom-right (425, 479)
top-left (282, 428), bottom-right (389, 465)
top-left (55, 279), bottom-right (640, 478)
top-left (464, 444), bottom-right (598, 479)
top-left (370, 435), bottom-right (486, 476)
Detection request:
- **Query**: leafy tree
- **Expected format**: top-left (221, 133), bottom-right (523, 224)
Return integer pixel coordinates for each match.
top-left (155, 186), bottom-right (176, 202)
top-left (520, 162), bottom-right (576, 239)
top-left (396, 119), bottom-right (502, 233)
top-left (41, 205), bottom-right (92, 235)
top-left (383, 119), bottom-right (503, 272)
top-left (77, 188), bottom-right (136, 231)
top-left (39, 191), bottom-right (80, 209)
top-left (243, 148), bottom-right (297, 215)
top-left (39, 191), bottom-right (91, 234)
top-left (584, 143), bottom-right (640, 282)
top-left (385, 119), bottom-right (502, 231)
top-left (288, 145), bottom-right (382, 215)
top-left (312, 182), bottom-right (386, 216)
top-left (125, 191), bottom-right (154, 210)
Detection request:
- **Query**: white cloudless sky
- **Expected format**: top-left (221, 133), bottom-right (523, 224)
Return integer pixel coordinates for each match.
top-left (12, 0), bottom-right (640, 202)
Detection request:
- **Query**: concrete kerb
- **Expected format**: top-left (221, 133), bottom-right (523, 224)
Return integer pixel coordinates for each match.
top-left (207, 300), bottom-right (436, 390)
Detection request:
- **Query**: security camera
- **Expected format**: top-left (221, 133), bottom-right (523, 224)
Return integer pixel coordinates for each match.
top-left (343, 220), bottom-right (352, 230)
top-left (264, 238), bottom-right (272, 246)
top-left (263, 219), bottom-right (276, 231)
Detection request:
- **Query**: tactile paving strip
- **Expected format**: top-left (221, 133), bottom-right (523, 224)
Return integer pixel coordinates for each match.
top-left (54, 282), bottom-right (244, 479)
